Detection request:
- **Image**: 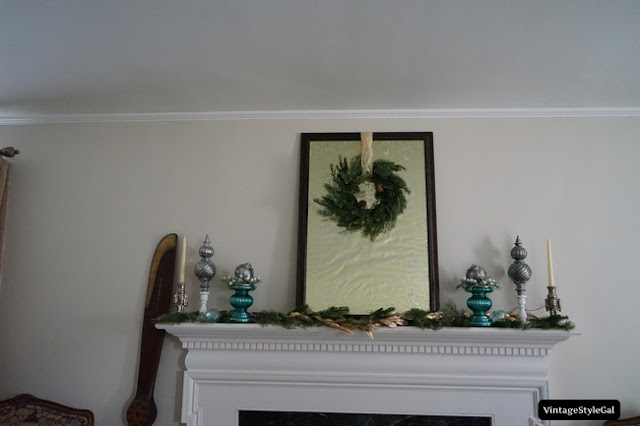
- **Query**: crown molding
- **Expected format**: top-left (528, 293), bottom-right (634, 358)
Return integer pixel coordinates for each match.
top-left (1, 107), bottom-right (639, 125)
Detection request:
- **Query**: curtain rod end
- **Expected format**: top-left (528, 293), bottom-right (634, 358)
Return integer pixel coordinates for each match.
top-left (0, 147), bottom-right (19, 157)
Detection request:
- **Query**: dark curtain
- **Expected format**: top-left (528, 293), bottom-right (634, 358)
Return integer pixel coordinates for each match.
top-left (0, 158), bottom-right (10, 275)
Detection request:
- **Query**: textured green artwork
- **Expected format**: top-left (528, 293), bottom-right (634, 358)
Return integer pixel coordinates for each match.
top-left (306, 139), bottom-right (430, 314)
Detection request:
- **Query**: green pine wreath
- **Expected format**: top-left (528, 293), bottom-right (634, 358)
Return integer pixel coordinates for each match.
top-left (314, 155), bottom-right (410, 240)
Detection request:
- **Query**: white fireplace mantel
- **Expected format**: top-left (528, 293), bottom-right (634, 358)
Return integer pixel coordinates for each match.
top-left (157, 323), bottom-right (575, 426)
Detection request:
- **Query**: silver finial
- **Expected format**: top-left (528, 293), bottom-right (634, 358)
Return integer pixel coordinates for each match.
top-left (508, 236), bottom-right (531, 322)
top-left (194, 235), bottom-right (216, 292)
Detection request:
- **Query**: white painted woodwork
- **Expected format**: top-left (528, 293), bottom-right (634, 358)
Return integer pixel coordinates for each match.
top-left (157, 323), bottom-right (574, 426)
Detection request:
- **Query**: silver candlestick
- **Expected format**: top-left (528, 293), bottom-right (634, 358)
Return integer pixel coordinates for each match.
top-left (545, 286), bottom-right (562, 316)
top-left (507, 236), bottom-right (532, 323)
top-left (194, 235), bottom-right (216, 313)
top-left (173, 282), bottom-right (188, 312)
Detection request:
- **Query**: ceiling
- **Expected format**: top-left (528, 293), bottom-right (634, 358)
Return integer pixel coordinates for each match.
top-left (1, 0), bottom-right (639, 116)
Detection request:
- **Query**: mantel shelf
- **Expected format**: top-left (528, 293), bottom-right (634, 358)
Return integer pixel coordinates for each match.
top-left (157, 323), bottom-right (576, 357)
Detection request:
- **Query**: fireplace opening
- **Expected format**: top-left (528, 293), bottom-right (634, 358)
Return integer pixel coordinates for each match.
top-left (239, 410), bottom-right (492, 426)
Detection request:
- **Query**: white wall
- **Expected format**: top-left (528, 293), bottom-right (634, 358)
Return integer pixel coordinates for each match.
top-left (0, 116), bottom-right (638, 425)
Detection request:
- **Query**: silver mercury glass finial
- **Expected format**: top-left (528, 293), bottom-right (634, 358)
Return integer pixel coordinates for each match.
top-left (194, 235), bottom-right (216, 313)
top-left (507, 236), bottom-right (532, 323)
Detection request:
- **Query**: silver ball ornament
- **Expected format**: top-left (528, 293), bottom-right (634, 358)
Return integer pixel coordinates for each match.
top-left (198, 235), bottom-right (215, 258)
top-left (465, 264), bottom-right (487, 283)
top-left (234, 263), bottom-right (254, 281)
top-left (508, 261), bottom-right (532, 284)
top-left (194, 260), bottom-right (217, 280)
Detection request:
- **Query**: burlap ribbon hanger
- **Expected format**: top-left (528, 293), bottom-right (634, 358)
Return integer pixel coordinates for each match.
top-left (360, 132), bottom-right (373, 177)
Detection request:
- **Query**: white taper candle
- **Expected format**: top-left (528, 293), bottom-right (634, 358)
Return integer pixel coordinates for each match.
top-left (178, 236), bottom-right (186, 283)
top-left (546, 238), bottom-right (555, 287)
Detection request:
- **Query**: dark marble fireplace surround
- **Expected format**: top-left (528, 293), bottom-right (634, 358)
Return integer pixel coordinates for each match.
top-left (239, 410), bottom-right (491, 425)
top-left (157, 323), bottom-right (573, 426)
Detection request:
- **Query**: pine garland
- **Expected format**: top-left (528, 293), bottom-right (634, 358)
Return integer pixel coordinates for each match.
top-left (404, 304), bottom-right (472, 329)
top-left (314, 155), bottom-right (410, 240)
top-left (154, 304), bottom-right (575, 335)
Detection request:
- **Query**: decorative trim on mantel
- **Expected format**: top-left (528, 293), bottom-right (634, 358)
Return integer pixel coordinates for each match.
top-left (1, 107), bottom-right (639, 124)
top-left (157, 323), bottom-right (575, 357)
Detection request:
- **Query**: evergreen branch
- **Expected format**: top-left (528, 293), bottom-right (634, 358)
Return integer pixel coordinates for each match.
top-left (155, 304), bottom-right (575, 335)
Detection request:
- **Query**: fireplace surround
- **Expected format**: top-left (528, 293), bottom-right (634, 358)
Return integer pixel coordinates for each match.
top-left (157, 323), bottom-right (574, 426)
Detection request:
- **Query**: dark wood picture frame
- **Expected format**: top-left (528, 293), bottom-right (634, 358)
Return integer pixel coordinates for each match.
top-left (296, 132), bottom-right (439, 314)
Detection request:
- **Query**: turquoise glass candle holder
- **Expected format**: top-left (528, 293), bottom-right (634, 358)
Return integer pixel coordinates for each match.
top-left (228, 284), bottom-right (256, 323)
top-left (466, 285), bottom-right (493, 327)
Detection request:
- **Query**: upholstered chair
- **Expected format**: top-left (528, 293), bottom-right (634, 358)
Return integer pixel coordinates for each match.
top-left (0, 394), bottom-right (94, 426)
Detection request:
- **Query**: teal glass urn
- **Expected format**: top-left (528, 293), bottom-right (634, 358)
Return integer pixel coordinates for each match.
top-left (466, 285), bottom-right (494, 327)
top-left (228, 284), bottom-right (256, 323)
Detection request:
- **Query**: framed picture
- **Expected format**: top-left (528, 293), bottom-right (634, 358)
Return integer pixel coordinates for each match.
top-left (296, 132), bottom-right (439, 314)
